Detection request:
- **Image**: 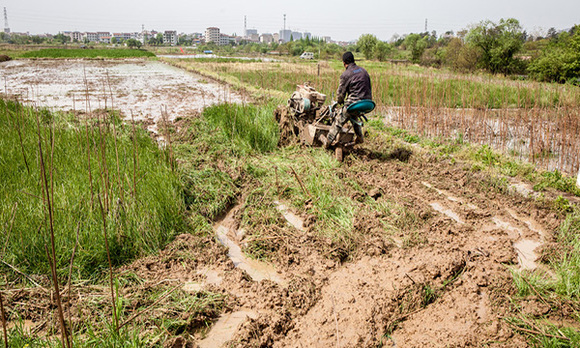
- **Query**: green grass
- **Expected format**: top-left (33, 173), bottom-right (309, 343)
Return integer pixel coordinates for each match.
top-left (165, 58), bottom-right (580, 109)
top-left (20, 48), bottom-right (155, 59)
top-left (0, 100), bottom-right (184, 279)
top-left (202, 102), bottom-right (279, 154)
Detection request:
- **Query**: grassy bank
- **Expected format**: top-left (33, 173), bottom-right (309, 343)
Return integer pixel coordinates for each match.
top-left (20, 48), bottom-right (155, 59)
top-left (0, 100), bottom-right (184, 280)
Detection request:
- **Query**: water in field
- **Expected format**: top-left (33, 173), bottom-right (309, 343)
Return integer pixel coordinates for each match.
top-left (382, 105), bottom-right (580, 175)
top-left (0, 59), bottom-right (244, 134)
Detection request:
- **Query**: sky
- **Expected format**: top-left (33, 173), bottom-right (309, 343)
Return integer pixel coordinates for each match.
top-left (5, 0), bottom-right (580, 41)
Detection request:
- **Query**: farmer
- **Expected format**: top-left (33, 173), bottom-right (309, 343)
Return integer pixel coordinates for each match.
top-left (325, 51), bottom-right (373, 148)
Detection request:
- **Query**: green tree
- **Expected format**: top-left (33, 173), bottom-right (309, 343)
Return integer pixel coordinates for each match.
top-left (465, 18), bottom-right (525, 74)
top-left (528, 26), bottom-right (580, 83)
top-left (374, 41), bottom-right (392, 61)
top-left (404, 33), bottom-right (427, 63)
top-left (53, 33), bottom-right (71, 44)
top-left (357, 34), bottom-right (379, 60)
top-left (126, 38), bottom-right (142, 49)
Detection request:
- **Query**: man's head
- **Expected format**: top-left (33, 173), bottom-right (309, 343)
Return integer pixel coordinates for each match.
top-left (342, 51), bottom-right (355, 67)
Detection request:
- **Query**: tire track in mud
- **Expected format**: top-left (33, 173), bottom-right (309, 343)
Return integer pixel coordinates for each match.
top-left (269, 154), bottom-right (558, 347)
top-left (126, 149), bottom-right (559, 347)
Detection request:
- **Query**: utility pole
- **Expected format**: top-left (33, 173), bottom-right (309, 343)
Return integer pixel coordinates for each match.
top-left (244, 15), bottom-right (247, 37)
top-left (424, 18), bottom-right (428, 33)
top-left (3, 8), bottom-right (9, 34)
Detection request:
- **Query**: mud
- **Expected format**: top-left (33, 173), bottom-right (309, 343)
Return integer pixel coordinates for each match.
top-left (215, 204), bottom-right (285, 284)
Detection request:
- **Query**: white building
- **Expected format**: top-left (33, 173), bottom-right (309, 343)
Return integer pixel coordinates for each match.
top-left (218, 34), bottom-right (235, 46)
top-left (97, 32), bottom-right (111, 41)
top-left (260, 33), bottom-right (274, 44)
top-left (83, 32), bottom-right (98, 42)
top-left (64, 31), bottom-right (82, 42)
top-left (248, 33), bottom-right (259, 42)
top-left (273, 33), bottom-right (280, 42)
top-left (163, 30), bottom-right (177, 45)
top-left (205, 27), bottom-right (220, 44)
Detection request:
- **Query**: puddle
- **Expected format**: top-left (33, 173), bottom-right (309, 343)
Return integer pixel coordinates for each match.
top-left (198, 310), bottom-right (258, 348)
top-left (505, 208), bottom-right (546, 238)
top-left (491, 217), bottom-right (522, 239)
top-left (430, 202), bottom-right (464, 224)
top-left (215, 207), bottom-right (284, 284)
top-left (490, 211), bottom-right (545, 270)
top-left (183, 268), bottom-right (223, 293)
top-left (422, 182), bottom-right (479, 210)
top-left (274, 200), bottom-right (305, 231)
top-left (513, 239), bottom-right (542, 270)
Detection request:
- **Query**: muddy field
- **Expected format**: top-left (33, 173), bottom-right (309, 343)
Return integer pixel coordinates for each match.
top-left (0, 59), bottom-right (243, 133)
top-left (1, 59), bottom-right (575, 347)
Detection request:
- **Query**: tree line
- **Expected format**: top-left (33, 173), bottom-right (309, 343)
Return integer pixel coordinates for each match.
top-left (355, 19), bottom-right (580, 84)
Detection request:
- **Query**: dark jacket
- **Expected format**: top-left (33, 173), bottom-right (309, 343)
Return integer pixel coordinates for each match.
top-left (336, 63), bottom-right (372, 106)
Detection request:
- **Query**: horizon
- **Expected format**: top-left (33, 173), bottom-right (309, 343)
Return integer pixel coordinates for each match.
top-left (4, 0), bottom-right (580, 42)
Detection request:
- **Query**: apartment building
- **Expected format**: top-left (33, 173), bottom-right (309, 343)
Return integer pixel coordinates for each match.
top-left (260, 33), bottom-right (274, 44)
top-left (205, 27), bottom-right (220, 44)
top-left (218, 33), bottom-right (234, 46)
top-left (83, 32), bottom-right (98, 42)
top-left (163, 30), bottom-right (177, 45)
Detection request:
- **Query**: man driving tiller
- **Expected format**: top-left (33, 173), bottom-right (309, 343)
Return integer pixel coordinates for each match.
top-left (324, 51), bottom-right (373, 148)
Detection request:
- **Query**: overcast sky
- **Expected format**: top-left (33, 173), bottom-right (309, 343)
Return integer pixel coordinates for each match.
top-left (5, 0), bottom-right (579, 41)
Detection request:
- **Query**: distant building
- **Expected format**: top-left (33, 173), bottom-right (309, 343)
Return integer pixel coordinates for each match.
top-left (163, 30), bottom-right (177, 45)
top-left (83, 32), bottom-right (98, 42)
top-left (279, 29), bottom-right (291, 42)
top-left (260, 33), bottom-right (274, 44)
top-left (322, 36), bottom-right (331, 43)
top-left (205, 27), bottom-right (220, 44)
top-left (248, 33), bottom-right (259, 42)
top-left (303, 32), bottom-right (312, 40)
top-left (64, 31), bottom-right (82, 42)
top-left (273, 33), bottom-right (280, 42)
top-left (218, 33), bottom-right (235, 46)
top-left (244, 28), bottom-right (258, 38)
top-left (97, 32), bottom-right (111, 42)
top-left (111, 33), bottom-right (133, 41)
top-left (291, 31), bottom-right (302, 40)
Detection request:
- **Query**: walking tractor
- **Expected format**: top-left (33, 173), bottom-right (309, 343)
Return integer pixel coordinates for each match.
top-left (275, 83), bottom-right (376, 161)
